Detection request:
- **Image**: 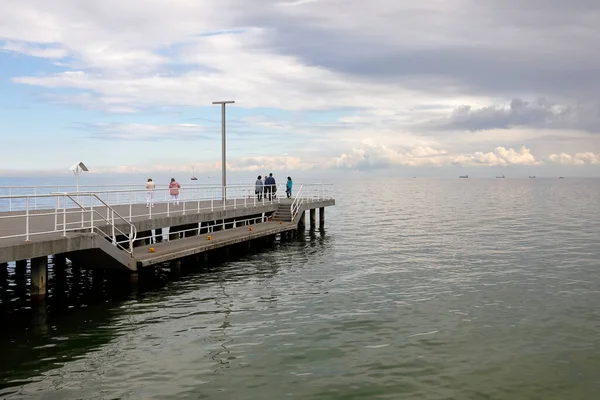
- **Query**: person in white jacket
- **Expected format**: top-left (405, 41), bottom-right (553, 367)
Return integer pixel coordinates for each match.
top-left (145, 178), bottom-right (155, 207)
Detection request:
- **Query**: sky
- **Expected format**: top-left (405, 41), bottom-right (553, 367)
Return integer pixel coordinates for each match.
top-left (1, 0), bottom-right (599, 178)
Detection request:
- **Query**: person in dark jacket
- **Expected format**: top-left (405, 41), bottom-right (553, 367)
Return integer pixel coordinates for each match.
top-left (264, 173), bottom-right (276, 201)
top-left (255, 175), bottom-right (264, 201)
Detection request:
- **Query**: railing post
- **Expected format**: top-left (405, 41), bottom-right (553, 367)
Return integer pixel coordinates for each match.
top-left (111, 210), bottom-right (116, 244)
top-left (54, 196), bottom-right (59, 231)
top-left (34, 188), bottom-right (37, 210)
top-left (211, 199), bottom-right (214, 212)
top-left (25, 196), bottom-right (30, 241)
top-left (183, 200), bottom-right (186, 215)
top-left (130, 195), bottom-right (133, 221)
top-left (234, 197), bottom-right (236, 210)
top-left (81, 202), bottom-right (85, 228)
top-left (90, 202), bottom-right (94, 233)
top-left (9, 188), bottom-right (11, 211)
top-left (63, 195), bottom-right (67, 237)
top-left (167, 201), bottom-right (170, 217)
top-left (129, 226), bottom-right (134, 253)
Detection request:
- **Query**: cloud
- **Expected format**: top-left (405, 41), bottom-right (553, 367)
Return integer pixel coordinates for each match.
top-left (1, 41), bottom-right (68, 59)
top-left (332, 144), bottom-right (540, 170)
top-left (331, 143), bottom-right (449, 170)
top-left (74, 122), bottom-right (210, 141)
top-left (547, 152), bottom-right (600, 165)
top-left (426, 98), bottom-right (600, 133)
top-left (91, 155), bottom-right (309, 174)
top-left (452, 146), bottom-right (539, 166)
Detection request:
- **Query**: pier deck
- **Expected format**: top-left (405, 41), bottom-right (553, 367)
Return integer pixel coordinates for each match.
top-left (0, 184), bottom-right (334, 300)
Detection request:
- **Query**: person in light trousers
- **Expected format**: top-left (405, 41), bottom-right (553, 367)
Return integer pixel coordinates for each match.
top-left (145, 178), bottom-right (155, 207)
top-left (169, 177), bottom-right (181, 205)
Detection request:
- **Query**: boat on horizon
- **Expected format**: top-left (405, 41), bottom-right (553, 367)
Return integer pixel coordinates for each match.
top-left (459, 175), bottom-right (468, 178)
top-left (559, 176), bottom-right (565, 179)
top-left (496, 174), bottom-right (505, 178)
top-left (529, 176), bottom-right (536, 178)
top-left (190, 166), bottom-right (198, 181)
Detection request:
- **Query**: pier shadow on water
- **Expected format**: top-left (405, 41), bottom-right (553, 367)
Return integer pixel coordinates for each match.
top-left (0, 227), bottom-right (329, 396)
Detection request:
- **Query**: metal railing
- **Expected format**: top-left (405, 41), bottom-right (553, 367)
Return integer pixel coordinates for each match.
top-left (290, 184), bottom-right (334, 221)
top-left (0, 184), bottom-right (287, 215)
top-left (0, 192), bottom-right (137, 255)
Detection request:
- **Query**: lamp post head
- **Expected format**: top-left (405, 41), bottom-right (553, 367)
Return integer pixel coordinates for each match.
top-left (212, 101), bottom-right (235, 105)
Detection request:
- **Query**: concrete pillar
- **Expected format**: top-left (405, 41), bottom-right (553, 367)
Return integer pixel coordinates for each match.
top-left (53, 254), bottom-right (67, 266)
top-left (298, 211), bottom-right (306, 230)
top-left (310, 209), bottom-right (316, 229)
top-left (15, 259), bottom-right (27, 293)
top-left (155, 228), bottom-right (163, 243)
top-left (16, 259), bottom-right (27, 274)
top-left (0, 262), bottom-right (8, 292)
top-left (319, 207), bottom-right (325, 228)
top-left (31, 256), bottom-right (48, 300)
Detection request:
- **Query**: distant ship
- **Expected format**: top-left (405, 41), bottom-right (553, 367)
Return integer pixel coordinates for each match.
top-left (529, 176), bottom-right (536, 178)
top-left (459, 175), bottom-right (468, 178)
top-left (559, 176), bottom-right (565, 179)
top-left (190, 167), bottom-right (198, 181)
top-left (496, 174), bottom-right (505, 178)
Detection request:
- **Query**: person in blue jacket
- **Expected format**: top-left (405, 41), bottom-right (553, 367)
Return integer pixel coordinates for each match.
top-left (286, 176), bottom-right (293, 198)
top-left (265, 173), bottom-right (276, 201)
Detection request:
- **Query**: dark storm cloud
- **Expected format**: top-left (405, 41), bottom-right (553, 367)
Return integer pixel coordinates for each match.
top-left (235, 0), bottom-right (600, 100)
top-left (425, 98), bottom-right (600, 133)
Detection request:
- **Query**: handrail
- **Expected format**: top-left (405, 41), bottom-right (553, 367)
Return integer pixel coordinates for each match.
top-left (290, 185), bottom-right (305, 221)
top-left (64, 193), bottom-right (137, 255)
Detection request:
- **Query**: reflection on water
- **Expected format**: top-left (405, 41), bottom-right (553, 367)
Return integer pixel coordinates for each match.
top-left (2, 178), bottom-right (600, 399)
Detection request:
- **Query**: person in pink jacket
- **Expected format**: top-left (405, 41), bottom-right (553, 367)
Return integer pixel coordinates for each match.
top-left (169, 177), bottom-right (181, 205)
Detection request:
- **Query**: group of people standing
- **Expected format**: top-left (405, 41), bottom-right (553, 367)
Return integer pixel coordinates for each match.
top-left (254, 173), bottom-right (293, 201)
top-left (144, 174), bottom-right (293, 208)
top-left (145, 178), bottom-right (181, 207)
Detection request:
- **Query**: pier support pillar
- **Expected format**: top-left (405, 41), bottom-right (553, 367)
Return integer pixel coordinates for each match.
top-left (310, 209), bottom-right (316, 229)
top-left (16, 259), bottom-right (27, 274)
top-left (319, 207), bottom-right (325, 228)
top-left (0, 262), bottom-right (7, 292)
top-left (155, 228), bottom-right (163, 243)
top-left (15, 259), bottom-right (27, 292)
top-left (299, 211), bottom-right (306, 230)
top-left (31, 256), bottom-right (48, 300)
top-left (53, 254), bottom-right (67, 267)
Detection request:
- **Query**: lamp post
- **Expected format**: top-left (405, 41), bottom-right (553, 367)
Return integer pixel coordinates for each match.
top-left (212, 101), bottom-right (235, 201)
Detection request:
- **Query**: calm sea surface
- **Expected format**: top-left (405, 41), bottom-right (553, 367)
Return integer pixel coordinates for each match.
top-left (1, 178), bottom-right (600, 399)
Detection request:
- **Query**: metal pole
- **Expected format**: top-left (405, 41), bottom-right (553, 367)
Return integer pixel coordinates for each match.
top-left (221, 103), bottom-right (226, 201)
top-left (212, 100), bottom-right (235, 202)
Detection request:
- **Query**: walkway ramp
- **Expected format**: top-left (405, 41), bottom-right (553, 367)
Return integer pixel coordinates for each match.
top-left (134, 220), bottom-right (295, 268)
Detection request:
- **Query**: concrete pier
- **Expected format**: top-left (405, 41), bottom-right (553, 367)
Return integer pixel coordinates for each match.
top-left (31, 256), bottom-right (48, 300)
top-left (310, 209), bottom-right (316, 229)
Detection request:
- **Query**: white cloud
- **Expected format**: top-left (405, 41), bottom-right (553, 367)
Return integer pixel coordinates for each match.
top-left (547, 152), bottom-right (600, 165)
top-left (452, 146), bottom-right (539, 167)
top-left (76, 122), bottom-right (207, 140)
top-left (92, 156), bottom-right (310, 174)
top-left (331, 143), bottom-right (450, 170)
top-left (332, 144), bottom-right (541, 170)
top-left (1, 41), bottom-right (68, 59)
